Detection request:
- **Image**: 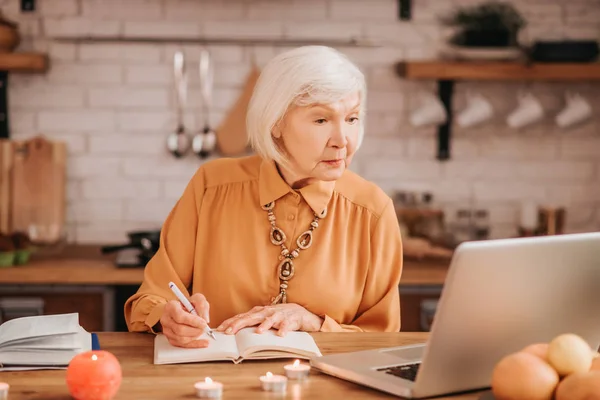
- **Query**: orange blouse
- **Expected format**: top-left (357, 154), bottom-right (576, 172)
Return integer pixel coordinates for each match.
top-left (124, 155), bottom-right (403, 333)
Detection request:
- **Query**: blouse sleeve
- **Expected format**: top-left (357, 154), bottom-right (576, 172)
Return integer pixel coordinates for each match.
top-left (320, 198), bottom-right (403, 332)
top-left (124, 168), bottom-right (206, 333)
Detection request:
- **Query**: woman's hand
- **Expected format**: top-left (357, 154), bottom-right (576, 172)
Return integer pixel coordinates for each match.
top-left (159, 293), bottom-right (211, 348)
top-left (216, 304), bottom-right (324, 336)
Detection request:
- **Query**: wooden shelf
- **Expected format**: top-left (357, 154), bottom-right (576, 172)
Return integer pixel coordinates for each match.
top-left (0, 52), bottom-right (48, 73)
top-left (54, 36), bottom-right (379, 48)
top-left (396, 61), bottom-right (600, 81)
top-left (396, 60), bottom-right (600, 161)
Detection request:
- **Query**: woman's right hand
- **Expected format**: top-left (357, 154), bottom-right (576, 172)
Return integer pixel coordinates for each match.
top-left (159, 293), bottom-right (211, 348)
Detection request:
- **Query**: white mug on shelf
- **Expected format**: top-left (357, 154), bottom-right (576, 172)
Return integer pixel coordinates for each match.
top-left (555, 92), bottom-right (592, 128)
top-left (506, 91), bottom-right (544, 129)
top-left (410, 92), bottom-right (448, 127)
top-left (456, 92), bottom-right (494, 128)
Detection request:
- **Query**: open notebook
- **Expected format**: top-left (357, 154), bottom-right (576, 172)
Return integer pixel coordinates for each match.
top-left (0, 313), bottom-right (91, 371)
top-left (154, 327), bottom-right (322, 365)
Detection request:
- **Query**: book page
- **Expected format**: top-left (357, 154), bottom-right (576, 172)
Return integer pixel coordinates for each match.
top-left (1, 333), bottom-right (80, 350)
top-left (153, 332), bottom-right (239, 365)
top-left (0, 313), bottom-right (80, 347)
top-left (0, 326), bottom-right (90, 369)
top-left (1, 325), bottom-right (89, 351)
top-left (235, 328), bottom-right (322, 360)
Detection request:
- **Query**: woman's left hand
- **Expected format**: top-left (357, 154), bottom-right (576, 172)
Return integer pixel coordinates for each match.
top-left (216, 304), bottom-right (324, 336)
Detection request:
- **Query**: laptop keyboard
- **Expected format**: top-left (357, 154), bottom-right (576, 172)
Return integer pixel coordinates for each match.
top-left (377, 363), bottom-right (420, 381)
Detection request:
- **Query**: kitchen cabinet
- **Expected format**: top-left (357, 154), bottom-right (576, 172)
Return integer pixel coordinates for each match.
top-left (400, 285), bottom-right (443, 332)
top-left (0, 285), bottom-right (111, 333)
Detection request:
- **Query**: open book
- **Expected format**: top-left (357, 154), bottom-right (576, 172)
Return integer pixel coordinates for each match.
top-left (0, 313), bottom-right (91, 371)
top-left (154, 327), bottom-right (322, 365)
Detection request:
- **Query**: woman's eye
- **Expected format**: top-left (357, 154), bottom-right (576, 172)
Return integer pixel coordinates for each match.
top-left (315, 119), bottom-right (327, 124)
top-left (348, 117), bottom-right (359, 124)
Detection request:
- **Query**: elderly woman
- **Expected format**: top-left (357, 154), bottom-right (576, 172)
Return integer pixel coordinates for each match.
top-left (124, 45), bottom-right (403, 348)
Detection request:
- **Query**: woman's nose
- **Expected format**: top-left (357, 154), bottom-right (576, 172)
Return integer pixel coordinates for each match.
top-left (329, 123), bottom-right (348, 148)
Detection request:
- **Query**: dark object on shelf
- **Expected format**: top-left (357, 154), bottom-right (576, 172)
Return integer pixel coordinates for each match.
top-left (530, 40), bottom-right (599, 63)
top-left (441, 1), bottom-right (525, 48)
top-left (113, 248), bottom-right (154, 268)
top-left (100, 229), bottom-right (161, 260)
top-left (452, 29), bottom-right (513, 47)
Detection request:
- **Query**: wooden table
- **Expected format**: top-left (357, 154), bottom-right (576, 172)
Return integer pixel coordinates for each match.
top-left (2, 332), bottom-right (490, 399)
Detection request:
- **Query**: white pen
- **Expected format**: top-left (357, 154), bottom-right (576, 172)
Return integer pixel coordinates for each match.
top-left (168, 281), bottom-right (217, 340)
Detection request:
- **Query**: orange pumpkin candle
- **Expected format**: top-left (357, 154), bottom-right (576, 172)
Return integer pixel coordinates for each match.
top-left (66, 351), bottom-right (122, 400)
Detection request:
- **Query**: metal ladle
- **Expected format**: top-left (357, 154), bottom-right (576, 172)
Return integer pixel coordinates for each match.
top-left (167, 51), bottom-right (191, 158)
top-left (192, 49), bottom-right (216, 159)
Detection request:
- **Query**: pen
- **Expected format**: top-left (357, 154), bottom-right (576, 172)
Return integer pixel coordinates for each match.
top-left (168, 281), bottom-right (217, 340)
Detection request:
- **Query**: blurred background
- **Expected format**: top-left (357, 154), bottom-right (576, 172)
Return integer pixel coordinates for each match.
top-left (0, 0), bottom-right (597, 332)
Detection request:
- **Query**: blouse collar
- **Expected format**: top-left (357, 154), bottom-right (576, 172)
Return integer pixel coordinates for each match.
top-left (258, 158), bottom-right (335, 216)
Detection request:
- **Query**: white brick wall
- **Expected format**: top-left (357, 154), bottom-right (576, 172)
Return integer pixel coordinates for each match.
top-left (165, 0), bottom-right (245, 21)
top-left (79, 44), bottom-right (162, 63)
top-left (88, 88), bottom-right (169, 108)
top-left (3, 0), bottom-right (599, 243)
top-left (247, 0), bottom-right (327, 20)
top-left (82, 0), bottom-right (163, 20)
top-left (44, 18), bottom-right (121, 37)
top-left (329, 0), bottom-right (397, 21)
top-left (81, 178), bottom-right (162, 199)
top-left (46, 64), bottom-right (123, 84)
top-left (39, 111), bottom-right (115, 131)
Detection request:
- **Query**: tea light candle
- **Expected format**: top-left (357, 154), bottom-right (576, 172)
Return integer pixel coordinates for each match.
top-left (260, 371), bottom-right (287, 392)
top-left (194, 377), bottom-right (223, 398)
top-left (0, 382), bottom-right (9, 400)
top-left (284, 360), bottom-right (311, 380)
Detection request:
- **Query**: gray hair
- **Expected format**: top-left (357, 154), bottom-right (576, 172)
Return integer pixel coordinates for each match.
top-left (247, 45), bottom-right (366, 165)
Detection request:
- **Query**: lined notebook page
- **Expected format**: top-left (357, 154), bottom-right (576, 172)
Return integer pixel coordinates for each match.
top-left (153, 332), bottom-right (238, 364)
top-left (235, 328), bottom-right (322, 358)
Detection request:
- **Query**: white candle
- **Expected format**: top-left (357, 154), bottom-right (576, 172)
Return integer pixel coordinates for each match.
top-left (284, 359), bottom-right (311, 380)
top-left (194, 377), bottom-right (223, 399)
top-left (0, 383), bottom-right (8, 400)
top-left (259, 371), bottom-right (287, 392)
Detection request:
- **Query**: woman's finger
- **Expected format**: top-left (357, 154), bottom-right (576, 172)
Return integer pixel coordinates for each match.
top-left (227, 312), bottom-right (268, 334)
top-left (277, 314), bottom-right (301, 337)
top-left (256, 312), bottom-right (283, 334)
top-left (189, 293), bottom-right (210, 323)
top-left (171, 305), bottom-right (208, 329)
top-left (168, 335), bottom-right (210, 349)
top-left (185, 339), bottom-right (210, 348)
top-left (216, 312), bottom-right (246, 332)
top-left (170, 320), bottom-right (206, 338)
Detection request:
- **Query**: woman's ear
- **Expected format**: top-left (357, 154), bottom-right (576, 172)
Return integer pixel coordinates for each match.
top-left (272, 123), bottom-right (282, 139)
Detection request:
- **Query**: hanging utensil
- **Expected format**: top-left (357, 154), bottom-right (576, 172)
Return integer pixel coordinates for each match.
top-left (192, 49), bottom-right (216, 159)
top-left (167, 51), bottom-right (190, 158)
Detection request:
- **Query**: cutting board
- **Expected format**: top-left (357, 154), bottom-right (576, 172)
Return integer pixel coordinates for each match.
top-left (0, 140), bottom-right (12, 234)
top-left (9, 136), bottom-right (66, 243)
top-left (216, 65), bottom-right (261, 156)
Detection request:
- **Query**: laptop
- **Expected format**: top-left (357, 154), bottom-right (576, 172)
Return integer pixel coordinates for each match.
top-left (311, 232), bottom-right (600, 398)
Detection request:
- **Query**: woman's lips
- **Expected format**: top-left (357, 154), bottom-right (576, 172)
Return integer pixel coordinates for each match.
top-left (322, 159), bottom-right (343, 167)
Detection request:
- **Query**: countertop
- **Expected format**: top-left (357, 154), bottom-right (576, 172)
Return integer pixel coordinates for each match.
top-left (0, 245), bottom-right (450, 286)
top-left (2, 331), bottom-right (489, 399)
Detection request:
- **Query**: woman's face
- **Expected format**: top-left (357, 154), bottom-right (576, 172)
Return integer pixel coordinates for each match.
top-left (274, 91), bottom-right (361, 186)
